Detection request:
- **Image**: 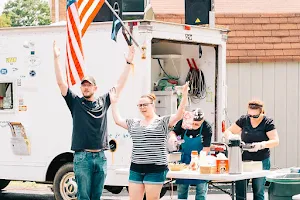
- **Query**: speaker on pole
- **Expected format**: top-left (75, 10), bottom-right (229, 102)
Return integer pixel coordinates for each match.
top-left (93, 0), bottom-right (123, 22)
top-left (185, 0), bottom-right (211, 25)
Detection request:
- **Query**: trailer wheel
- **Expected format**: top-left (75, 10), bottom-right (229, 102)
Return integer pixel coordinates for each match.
top-left (53, 163), bottom-right (77, 200)
top-left (0, 179), bottom-right (10, 190)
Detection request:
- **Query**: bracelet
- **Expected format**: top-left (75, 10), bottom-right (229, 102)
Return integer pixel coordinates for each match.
top-left (126, 61), bottom-right (133, 65)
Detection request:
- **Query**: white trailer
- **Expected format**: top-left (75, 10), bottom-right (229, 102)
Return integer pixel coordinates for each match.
top-left (0, 20), bottom-right (228, 199)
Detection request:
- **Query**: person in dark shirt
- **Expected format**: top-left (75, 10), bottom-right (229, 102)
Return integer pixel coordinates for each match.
top-left (53, 41), bottom-right (135, 200)
top-left (168, 108), bottom-right (212, 200)
top-left (224, 100), bottom-right (279, 200)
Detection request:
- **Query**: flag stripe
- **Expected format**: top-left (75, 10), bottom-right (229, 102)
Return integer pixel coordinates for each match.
top-left (68, 6), bottom-right (83, 55)
top-left (78, 0), bottom-right (88, 15)
top-left (67, 38), bottom-right (81, 84)
top-left (81, 0), bottom-right (104, 36)
top-left (67, 28), bottom-right (84, 80)
top-left (66, 1), bottom-right (85, 86)
top-left (66, 46), bottom-right (76, 85)
top-left (67, 9), bottom-right (85, 67)
top-left (65, 56), bottom-right (71, 86)
top-left (79, 0), bottom-right (94, 22)
top-left (78, 0), bottom-right (84, 8)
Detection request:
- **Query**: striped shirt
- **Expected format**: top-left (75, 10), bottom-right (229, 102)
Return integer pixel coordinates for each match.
top-left (126, 116), bottom-right (171, 166)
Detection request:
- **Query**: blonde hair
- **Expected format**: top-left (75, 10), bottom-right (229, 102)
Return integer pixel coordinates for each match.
top-left (248, 99), bottom-right (265, 114)
top-left (141, 93), bottom-right (156, 103)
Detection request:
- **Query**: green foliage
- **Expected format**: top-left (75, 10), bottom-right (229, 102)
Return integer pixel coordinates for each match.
top-left (3, 0), bottom-right (51, 27)
top-left (0, 14), bottom-right (12, 27)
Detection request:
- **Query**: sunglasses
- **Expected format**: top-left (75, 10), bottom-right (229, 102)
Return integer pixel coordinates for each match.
top-left (137, 103), bottom-right (153, 108)
top-left (248, 103), bottom-right (262, 109)
top-left (248, 114), bottom-right (260, 118)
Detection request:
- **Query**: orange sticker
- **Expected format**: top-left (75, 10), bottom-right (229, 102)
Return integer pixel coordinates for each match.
top-left (19, 106), bottom-right (27, 111)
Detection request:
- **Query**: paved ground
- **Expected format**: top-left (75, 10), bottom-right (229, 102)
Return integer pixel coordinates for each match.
top-left (0, 181), bottom-right (269, 200)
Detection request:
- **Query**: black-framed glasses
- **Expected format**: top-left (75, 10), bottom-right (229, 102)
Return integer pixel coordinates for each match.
top-left (137, 103), bottom-right (152, 108)
top-left (248, 114), bottom-right (260, 118)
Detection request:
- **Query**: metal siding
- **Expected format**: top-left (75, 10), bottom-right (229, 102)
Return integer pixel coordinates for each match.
top-left (274, 62), bottom-right (287, 168)
top-left (250, 63), bottom-right (263, 100)
top-left (227, 62), bottom-right (300, 168)
top-left (262, 63), bottom-right (276, 167)
top-left (226, 63), bottom-right (240, 125)
top-left (286, 62), bottom-right (299, 167)
top-left (238, 63), bottom-right (251, 116)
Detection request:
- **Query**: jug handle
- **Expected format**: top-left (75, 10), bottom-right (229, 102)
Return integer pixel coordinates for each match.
top-left (211, 142), bottom-right (229, 156)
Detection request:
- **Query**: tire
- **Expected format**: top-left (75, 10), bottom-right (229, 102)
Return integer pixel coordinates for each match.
top-left (53, 163), bottom-right (77, 200)
top-left (104, 185), bottom-right (123, 194)
top-left (0, 179), bottom-right (10, 190)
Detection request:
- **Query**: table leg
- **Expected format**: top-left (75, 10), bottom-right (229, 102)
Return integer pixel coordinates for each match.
top-left (231, 182), bottom-right (235, 200)
top-left (243, 180), bottom-right (247, 200)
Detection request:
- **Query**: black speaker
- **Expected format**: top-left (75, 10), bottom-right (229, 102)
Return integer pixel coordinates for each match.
top-left (185, 0), bottom-right (211, 25)
top-left (93, 0), bottom-right (122, 22)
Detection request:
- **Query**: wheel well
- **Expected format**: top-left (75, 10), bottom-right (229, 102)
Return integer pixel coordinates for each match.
top-left (46, 152), bottom-right (73, 182)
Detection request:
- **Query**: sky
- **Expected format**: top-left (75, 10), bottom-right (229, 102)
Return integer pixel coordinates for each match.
top-left (0, 0), bottom-right (8, 13)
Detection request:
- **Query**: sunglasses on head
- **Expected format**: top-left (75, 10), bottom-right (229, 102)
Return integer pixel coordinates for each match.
top-left (137, 103), bottom-right (152, 108)
top-left (248, 103), bottom-right (263, 109)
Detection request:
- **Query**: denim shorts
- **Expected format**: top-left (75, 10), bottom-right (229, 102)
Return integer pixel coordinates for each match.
top-left (129, 169), bottom-right (168, 184)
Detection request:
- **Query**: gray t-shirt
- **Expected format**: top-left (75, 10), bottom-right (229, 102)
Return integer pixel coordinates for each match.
top-left (63, 89), bottom-right (111, 151)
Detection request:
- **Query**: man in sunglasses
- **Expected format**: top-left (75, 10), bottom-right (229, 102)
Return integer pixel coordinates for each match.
top-left (224, 100), bottom-right (279, 200)
top-left (168, 108), bottom-right (212, 200)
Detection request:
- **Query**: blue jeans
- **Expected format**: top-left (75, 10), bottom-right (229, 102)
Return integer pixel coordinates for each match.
top-left (235, 157), bottom-right (270, 200)
top-left (73, 151), bottom-right (107, 200)
top-left (177, 182), bottom-right (208, 200)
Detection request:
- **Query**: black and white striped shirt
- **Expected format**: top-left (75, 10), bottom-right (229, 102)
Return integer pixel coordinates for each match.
top-left (126, 116), bottom-right (171, 166)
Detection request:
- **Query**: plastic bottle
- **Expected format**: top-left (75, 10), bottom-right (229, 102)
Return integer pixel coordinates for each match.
top-left (216, 153), bottom-right (229, 174)
top-left (190, 151), bottom-right (199, 171)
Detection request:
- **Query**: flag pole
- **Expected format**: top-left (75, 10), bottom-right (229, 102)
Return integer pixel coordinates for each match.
top-left (104, 0), bottom-right (140, 49)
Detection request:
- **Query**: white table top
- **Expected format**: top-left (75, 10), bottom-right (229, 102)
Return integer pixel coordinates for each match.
top-left (167, 170), bottom-right (273, 182)
top-left (115, 168), bottom-right (273, 182)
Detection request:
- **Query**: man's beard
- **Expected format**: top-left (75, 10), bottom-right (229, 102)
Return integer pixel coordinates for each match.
top-left (83, 93), bottom-right (93, 99)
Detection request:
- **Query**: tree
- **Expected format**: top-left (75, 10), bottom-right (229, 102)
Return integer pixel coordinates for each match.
top-left (0, 14), bottom-right (12, 27)
top-left (3, 0), bottom-right (51, 27)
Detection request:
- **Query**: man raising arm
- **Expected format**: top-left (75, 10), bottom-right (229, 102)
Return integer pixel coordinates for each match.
top-left (53, 41), bottom-right (135, 200)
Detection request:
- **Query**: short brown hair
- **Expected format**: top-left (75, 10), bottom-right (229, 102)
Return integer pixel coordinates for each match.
top-left (141, 93), bottom-right (156, 103)
top-left (248, 99), bottom-right (265, 114)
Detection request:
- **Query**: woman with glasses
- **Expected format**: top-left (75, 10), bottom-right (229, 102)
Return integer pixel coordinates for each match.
top-left (109, 82), bottom-right (189, 200)
top-left (224, 100), bottom-right (279, 200)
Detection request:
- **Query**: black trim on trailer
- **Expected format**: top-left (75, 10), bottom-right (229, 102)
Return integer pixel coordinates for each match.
top-left (214, 46), bottom-right (219, 142)
top-left (151, 38), bottom-right (218, 47)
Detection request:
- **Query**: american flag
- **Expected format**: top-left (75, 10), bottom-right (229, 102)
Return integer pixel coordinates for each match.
top-left (66, 0), bottom-right (104, 86)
